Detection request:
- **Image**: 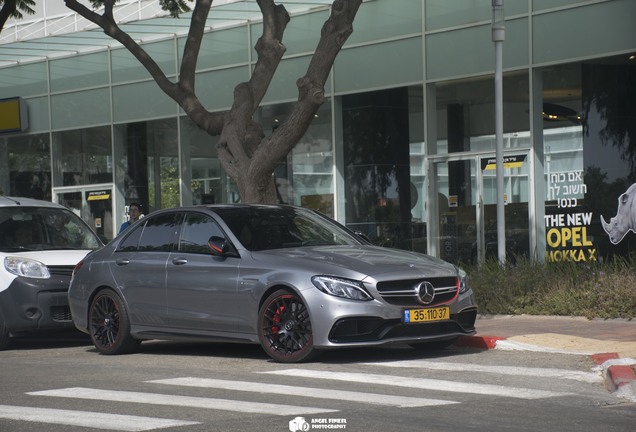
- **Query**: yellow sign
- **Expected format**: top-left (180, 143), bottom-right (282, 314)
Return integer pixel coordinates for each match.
top-left (87, 191), bottom-right (111, 201)
top-left (0, 97), bottom-right (28, 133)
top-left (481, 155), bottom-right (526, 171)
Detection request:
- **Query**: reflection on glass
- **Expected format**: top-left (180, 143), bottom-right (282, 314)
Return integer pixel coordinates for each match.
top-left (435, 73), bottom-right (530, 154)
top-left (53, 126), bottom-right (112, 187)
top-left (343, 88), bottom-right (414, 249)
top-left (260, 101), bottom-right (335, 217)
top-left (1, 133), bottom-right (51, 200)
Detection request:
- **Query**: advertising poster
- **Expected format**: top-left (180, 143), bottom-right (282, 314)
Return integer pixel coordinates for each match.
top-left (542, 62), bottom-right (636, 262)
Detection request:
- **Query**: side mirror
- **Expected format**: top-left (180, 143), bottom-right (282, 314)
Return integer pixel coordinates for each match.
top-left (208, 236), bottom-right (230, 255)
top-left (208, 236), bottom-right (240, 257)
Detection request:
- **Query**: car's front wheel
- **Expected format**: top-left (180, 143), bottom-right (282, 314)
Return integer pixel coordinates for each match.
top-left (89, 289), bottom-right (140, 355)
top-left (258, 289), bottom-right (317, 363)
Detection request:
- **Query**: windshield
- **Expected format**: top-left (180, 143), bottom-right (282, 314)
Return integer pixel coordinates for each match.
top-left (0, 207), bottom-right (102, 252)
top-left (214, 206), bottom-right (364, 251)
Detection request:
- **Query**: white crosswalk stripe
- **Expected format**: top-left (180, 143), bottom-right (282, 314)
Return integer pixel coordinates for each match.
top-left (362, 359), bottom-right (603, 383)
top-left (260, 368), bottom-right (574, 399)
top-left (148, 377), bottom-right (459, 408)
top-left (0, 404), bottom-right (199, 431)
top-left (27, 387), bottom-right (337, 416)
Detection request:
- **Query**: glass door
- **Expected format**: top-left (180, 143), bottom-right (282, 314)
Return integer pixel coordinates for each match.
top-left (480, 153), bottom-right (530, 263)
top-left (53, 185), bottom-right (115, 242)
top-left (430, 158), bottom-right (480, 265)
top-left (430, 152), bottom-right (530, 265)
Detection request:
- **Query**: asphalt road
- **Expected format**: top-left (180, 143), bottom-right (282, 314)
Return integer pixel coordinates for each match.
top-left (0, 335), bottom-right (634, 432)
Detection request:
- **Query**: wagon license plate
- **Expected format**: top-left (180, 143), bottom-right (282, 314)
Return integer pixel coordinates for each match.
top-left (403, 306), bottom-right (450, 323)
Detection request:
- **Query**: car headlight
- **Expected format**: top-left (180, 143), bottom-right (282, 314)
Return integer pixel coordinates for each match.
top-left (4, 257), bottom-right (51, 279)
top-left (311, 276), bottom-right (373, 301)
top-left (457, 267), bottom-right (469, 294)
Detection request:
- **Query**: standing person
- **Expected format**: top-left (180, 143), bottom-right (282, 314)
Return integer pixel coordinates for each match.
top-left (119, 202), bottom-right (142, 233)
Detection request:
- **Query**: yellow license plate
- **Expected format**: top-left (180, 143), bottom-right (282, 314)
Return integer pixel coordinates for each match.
top-left (403, 306), bottom-right (450, 323)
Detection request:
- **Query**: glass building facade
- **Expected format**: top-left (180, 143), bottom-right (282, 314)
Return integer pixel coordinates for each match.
top-left (0, 0), bottom-right (635, 265)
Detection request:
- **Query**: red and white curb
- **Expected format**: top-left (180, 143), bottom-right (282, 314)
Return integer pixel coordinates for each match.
top-left (591, 353), bottom-right (636, 402)
top-left (456, 336), bottom-right (636, 402)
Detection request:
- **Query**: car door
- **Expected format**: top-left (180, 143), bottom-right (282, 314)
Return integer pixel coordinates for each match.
top-left (111, 212), bottom-right (181, 327)
top-left (166, 211), bottom-right (241, 333)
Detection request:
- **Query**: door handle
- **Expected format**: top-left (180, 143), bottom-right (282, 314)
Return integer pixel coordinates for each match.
top-left (115, 259), bottom-right (130, 266)
top-left (172, 258), bottom-right (188, 266)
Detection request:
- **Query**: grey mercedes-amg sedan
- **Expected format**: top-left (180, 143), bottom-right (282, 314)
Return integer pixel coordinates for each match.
top-left (68, 204), bottom-right (477, 363)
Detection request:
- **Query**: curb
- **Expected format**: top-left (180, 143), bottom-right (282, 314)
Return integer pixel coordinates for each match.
top-left (456, 335), bottom-right (505, 350)
top-left (591, 353), bottom-right (636, 401)
top-left (457, 335), bottom-right (636, 402)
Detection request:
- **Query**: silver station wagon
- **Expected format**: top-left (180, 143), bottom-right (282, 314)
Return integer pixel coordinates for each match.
top-left (68, 204), bottom-right (477, 362)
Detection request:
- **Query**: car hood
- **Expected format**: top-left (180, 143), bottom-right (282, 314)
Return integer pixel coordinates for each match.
top-left (0, 249), bottom-right (92, 266)
top-left (250, 245), bottom-right (457, 279)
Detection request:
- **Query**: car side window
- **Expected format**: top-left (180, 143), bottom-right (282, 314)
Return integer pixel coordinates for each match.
top-left (118, 213), bottom-right (181, 252)
top-left (179, 213), bottom-right (225, 254)
top-left (138, 213), bottom-right (181, 252)
top-left (118, 223), bottom-right (143, 251)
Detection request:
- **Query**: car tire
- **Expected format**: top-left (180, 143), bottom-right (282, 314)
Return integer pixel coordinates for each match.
top-left (258, 289), bottom-right (317, 363)
top-left (0, 311), bottom-right (10, 350)
top-left (89, 289), bottom-right (140, 355)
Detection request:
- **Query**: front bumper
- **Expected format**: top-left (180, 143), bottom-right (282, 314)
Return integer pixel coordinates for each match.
top-left (0, 275), bottom-right (75, 335)
top-left (328, 307), bottom-right (477, 344)
top-left (305, 286), bottom-right (477, 348)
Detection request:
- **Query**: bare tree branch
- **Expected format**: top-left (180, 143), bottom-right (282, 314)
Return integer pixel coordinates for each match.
top-left (65, 0), bottom-right (224, 136)
top-left (179, 0), bottom-right (211, 92)
top-left (65, 0), bottom-right (177, 97)
top-left (252, 0), bottom-right (362, 181)
top-left (217, 0), bottom-right (290, 197)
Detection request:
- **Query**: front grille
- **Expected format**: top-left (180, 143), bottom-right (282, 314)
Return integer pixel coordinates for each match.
top-left (376, 277), bottom-right (458, 307)
top-left (47, 265), bottom-right (75, 277)
top-left (51, 305), bottom-right (73, 322)
top-left (328, 314), bottom-right (474, 343)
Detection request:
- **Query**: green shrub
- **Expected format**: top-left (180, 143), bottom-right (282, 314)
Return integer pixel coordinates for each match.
top-left (466, 256), bottom-right (636, 319)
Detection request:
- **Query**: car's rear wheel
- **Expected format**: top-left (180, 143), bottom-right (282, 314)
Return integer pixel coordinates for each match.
top-left (89, 289), bottom-right (140, 355)
top-left (258, 289), bottom-right (317, 363)
top-left (0, 311), bottom-right (9, 350)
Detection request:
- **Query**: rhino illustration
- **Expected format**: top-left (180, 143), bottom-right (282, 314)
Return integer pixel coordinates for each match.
top-left (601, 183), bottom-right (636, 245)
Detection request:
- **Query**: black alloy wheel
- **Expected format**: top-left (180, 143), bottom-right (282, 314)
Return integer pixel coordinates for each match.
top-left (89, 290), bottom-right (140, 355)
top-left (258, 289), bottom-right (317, 363)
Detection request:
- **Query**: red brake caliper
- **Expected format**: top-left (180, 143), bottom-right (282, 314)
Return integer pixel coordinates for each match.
top-left (271, 305), bottom-right (285, 333)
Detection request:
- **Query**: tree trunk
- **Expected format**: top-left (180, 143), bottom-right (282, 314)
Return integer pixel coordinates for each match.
top-left (238, 174), bottom-right (279, 204)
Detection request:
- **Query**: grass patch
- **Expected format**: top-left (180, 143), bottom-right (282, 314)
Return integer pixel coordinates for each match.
top-left (466, 256), bottom-right (636, 319)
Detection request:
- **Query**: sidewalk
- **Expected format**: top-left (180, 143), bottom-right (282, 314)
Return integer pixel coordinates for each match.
top-left (458, 315), bottom-right (636, 402)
